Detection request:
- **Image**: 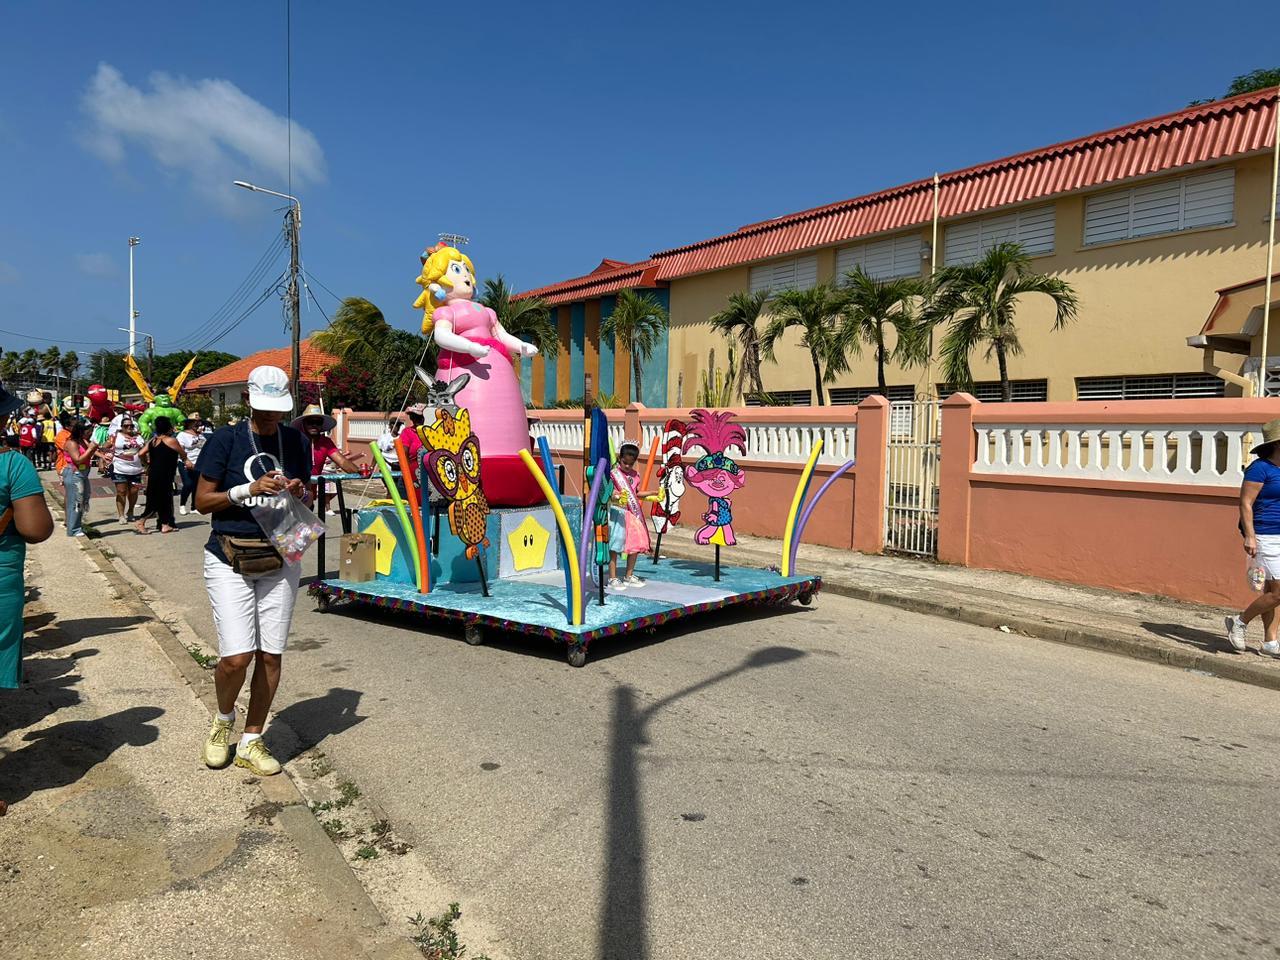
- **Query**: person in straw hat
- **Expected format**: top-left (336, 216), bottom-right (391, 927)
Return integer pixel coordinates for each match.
top-left (291, 404), bottom-right (363, 515)
top-left (1226, 418), bottom-right (1280, 657)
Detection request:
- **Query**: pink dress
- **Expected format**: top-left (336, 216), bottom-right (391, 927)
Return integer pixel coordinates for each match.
top-left (432, 300), bottom-right (542, 507)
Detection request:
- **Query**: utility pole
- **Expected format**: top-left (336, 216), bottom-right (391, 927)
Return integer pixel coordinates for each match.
top-left (146, 334), bottom-right (154, 384)
top-left (234, 181), bottom-right (303, 409)
top-left (128, 236), bottom-right (141, 356)
top-left (286, 207), bottom-right (301, 409)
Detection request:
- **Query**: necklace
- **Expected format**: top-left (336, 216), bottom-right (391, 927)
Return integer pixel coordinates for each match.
top-left (247, 421), bottom-right (284, 473)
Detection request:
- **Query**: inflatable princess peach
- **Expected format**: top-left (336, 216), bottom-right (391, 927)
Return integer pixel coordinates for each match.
top-left (414, 243), bottom-right (544, 506)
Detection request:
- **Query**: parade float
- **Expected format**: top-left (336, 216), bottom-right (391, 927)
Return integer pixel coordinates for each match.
top-left (123, 354), bottom-right (198, 437)
top-left (310, 243), bottom-right (847, 667)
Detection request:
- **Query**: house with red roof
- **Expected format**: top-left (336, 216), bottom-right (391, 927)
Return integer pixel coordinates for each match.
top-left (187, 338), bottom-right (337, 411)
top-left (517, 89), bottom-right (1278, 405)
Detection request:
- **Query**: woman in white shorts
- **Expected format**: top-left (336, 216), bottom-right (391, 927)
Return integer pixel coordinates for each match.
top-left (1226, 418), bottom-right (1280, 657)
top-left (193, 366), bottom-right (312, 776)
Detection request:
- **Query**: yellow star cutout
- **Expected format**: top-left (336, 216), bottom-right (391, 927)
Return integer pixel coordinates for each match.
top-left (360, 514), bottom-right (398, 576)
top-left (507, 513), bottom-right (551, 572)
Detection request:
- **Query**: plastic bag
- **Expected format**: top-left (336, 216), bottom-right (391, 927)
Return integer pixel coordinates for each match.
top-left (250, 492), bottom-right (326, 566)
top-left (1247, 560), bottom-right (1266, 592)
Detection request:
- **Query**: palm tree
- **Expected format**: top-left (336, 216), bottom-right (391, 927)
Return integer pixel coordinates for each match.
top-left (601, 288), bottom-right (669, 404)
top-left (41, 345), bottom-right (62, 395)
top-left (479, 275), bottom-right (559, 357)
top-left (709, 290), bottom-right (770, 401)
top-left (60, 351), bottom-right (81, 392)
top-left (760, 283), bottom-right (849, 406)
top-left (0, 352), bottom-right (17, 386)
top-left (18, 349), bottom-right (40, 389)
top-left (311, 297), bottom-right (394, 369)
top-left (837, 268), bottom-right (925, 397)
top-left (924, 242), bottom-right (1079, 402)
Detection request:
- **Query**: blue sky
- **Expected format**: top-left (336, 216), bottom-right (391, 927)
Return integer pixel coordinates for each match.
top-left (0, 0), bottom-right (1273, 365)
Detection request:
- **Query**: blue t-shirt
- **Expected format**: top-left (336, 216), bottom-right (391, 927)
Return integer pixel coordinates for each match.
top-left (1245, 458), bottom-right (1280, 535)
top-left (199, 422), bottom-right (312, 564)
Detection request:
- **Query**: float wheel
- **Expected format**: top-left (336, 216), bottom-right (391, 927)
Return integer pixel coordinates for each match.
top-left (463, 623), bottom-right (484, 646)
top-left (567, 645), bottom-right (587, 668)
top-left (797, 590), bottom-right (813, 607)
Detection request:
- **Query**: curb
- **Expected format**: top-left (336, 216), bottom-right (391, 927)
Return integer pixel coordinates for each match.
top-left (42, 480), bottom-right (412, 954)
top-left (658, 542), bottom-right (1280, 693)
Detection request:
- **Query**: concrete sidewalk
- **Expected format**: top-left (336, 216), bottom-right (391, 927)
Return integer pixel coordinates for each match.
top-left (1, 512), bottom-right (416, 959)
top-left (655, 525), bottom-right (1280, 691)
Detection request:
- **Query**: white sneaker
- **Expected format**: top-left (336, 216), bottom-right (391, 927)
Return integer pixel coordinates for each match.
top-left (1263, 639), bottom-right (1280, 657)
top-left (179, 505), bottom-right (188, 516)
top-left (607, 578), bottom-right (626, 591)
top-left (1224, 615), bottom-right (1247, 652)
top-left (625, 575), bottom-right (645, 587)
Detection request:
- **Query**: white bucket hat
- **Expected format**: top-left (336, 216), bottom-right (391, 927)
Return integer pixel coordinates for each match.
top-left (246, 365), bottom-right (293, 412)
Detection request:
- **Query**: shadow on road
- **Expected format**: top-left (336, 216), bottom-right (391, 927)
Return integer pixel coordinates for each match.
top-left (0, 706), bottom-right (163, 808)
top-left (600, 645), bottom-right (807, 960)
top-left (270, 687), bottom-right (367, 763)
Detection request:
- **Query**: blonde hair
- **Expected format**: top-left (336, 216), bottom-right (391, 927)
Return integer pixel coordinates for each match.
top-left (413, 245), bottom-right (475, 333)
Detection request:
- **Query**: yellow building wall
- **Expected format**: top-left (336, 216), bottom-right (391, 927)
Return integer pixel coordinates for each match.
top-left (665, 155), bottom-right (1275, 403)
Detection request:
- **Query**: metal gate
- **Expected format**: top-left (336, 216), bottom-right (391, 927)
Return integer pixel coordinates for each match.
top-left (884, 399), bottom-right (941, 556)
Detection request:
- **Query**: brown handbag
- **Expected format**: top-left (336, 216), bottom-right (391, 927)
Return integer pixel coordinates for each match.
top-left (217, 534), bottom-right (283, 577)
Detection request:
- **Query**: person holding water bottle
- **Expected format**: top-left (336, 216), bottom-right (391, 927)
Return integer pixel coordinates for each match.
top-left (1226, 418), bottom-right (1280, 656)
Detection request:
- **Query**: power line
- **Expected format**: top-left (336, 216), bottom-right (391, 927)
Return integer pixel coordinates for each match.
top-left (0, 328), bottom-right (121, 347)
top-left (302, 267), bottom-right (343, 306)
top-left (164, 233), bottom-right (288, 349)
top-left (196, 272), bottom-right (287, 352)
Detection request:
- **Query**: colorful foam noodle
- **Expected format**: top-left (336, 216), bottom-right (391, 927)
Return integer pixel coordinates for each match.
top-left (640, 435), bottom-right (660, 491)
top-left (394, 436), bottom-right (430, 593)
top-left (581, 456), bottom-right (609, 592)
top-left (781, 439), bottom-right (823, 577)
top-left (518, 449), bottom-right (583, 626)
top-left (790, 458), bottom-right (855, 575)
top-left (536, 435), bottom-right (573, 609)
top-left (371, 442), bottom-right (420, 577)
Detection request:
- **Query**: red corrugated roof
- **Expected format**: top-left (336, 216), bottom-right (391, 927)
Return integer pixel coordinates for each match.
top-left (516, 259), bottom-right (663, 305)
top-left (187, 338), bottom-right (338, 390)
top-left (517, 89), bottom-right (1277, 298)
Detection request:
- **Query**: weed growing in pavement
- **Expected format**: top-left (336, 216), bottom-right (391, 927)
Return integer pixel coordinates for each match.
top-left (321, 818), bottom-right (348, 840)
top-left (356, 845), bottom-right (379, 860)
top-left (372, 818), bottom-right (413, 855)
top-left (408, 904), bottom-right (491, 960)
top-left (186, 645), bottom-right (216, 669)
top-left (310, 752), bottom-right (333, 777)
top-left (309, 779), bottom-right (361, 814)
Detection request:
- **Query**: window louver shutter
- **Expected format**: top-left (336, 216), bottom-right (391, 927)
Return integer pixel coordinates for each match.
top-left (1085, 168), bottom-right (1234, 245)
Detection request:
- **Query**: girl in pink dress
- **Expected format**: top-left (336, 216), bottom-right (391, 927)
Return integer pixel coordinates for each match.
top-left (414, 244), bottom-right (543, 506)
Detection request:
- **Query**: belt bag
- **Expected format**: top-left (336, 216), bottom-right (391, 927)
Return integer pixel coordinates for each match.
top-left (217, 534), bottom-right (283, 578)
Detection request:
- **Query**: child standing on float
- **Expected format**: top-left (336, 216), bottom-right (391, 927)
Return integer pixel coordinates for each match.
top-left (607, 440), bottom-right (657, 590)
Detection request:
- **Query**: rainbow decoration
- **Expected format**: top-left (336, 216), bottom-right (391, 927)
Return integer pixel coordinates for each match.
top-left (580, 456), bottom-right (609, 596)
top-left (371, 442), bottom-right (420, 578)
top-left (536, 436), bottom-right (572, 611)
top-left (518, 448), bottom-right (583, 625)
top-left (394, 436), bottom-right (430, 593)
top-left (781, 439), bottom-right (823, 577)
top-left (789, 459), bottom-right (855, 575)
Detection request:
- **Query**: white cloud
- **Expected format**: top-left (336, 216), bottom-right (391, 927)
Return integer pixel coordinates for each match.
top-left (76, 252), bottom-right (117, 278)
top-left (0, 261), bottom-right (18, 284)
top-left (80, 63), bottom-right (325, 214)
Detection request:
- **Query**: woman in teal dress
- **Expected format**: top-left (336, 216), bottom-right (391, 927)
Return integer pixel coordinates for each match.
top-left (0, 385), bottom-right (55, 692)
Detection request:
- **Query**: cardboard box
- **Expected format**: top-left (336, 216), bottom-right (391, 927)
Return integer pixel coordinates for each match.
top-left (340, 533), bottom-right (376, 582)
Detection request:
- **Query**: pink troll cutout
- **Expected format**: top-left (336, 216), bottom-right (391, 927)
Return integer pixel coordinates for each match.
top-left (682, 409), bottom-right (747, 547)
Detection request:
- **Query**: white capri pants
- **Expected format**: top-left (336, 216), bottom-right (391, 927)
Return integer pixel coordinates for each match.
top-left (203, 550), bottom-right (302, 657)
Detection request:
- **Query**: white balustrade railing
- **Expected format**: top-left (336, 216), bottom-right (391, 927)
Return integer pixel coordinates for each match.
top-left (973, 422), bottom-right (1261, 486)
top-left (347, 418), bottom-right (388, 441)
top-left (534, 417), bottom-right (856, 465)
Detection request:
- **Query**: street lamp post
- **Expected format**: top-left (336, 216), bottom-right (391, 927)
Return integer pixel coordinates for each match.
top-left (128, 236), bottom-right (141, 356)
top-left (234, 180), bottom-right (302, 408)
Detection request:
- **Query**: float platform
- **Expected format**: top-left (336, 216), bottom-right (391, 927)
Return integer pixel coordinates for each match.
top-left (310, 559), bottom-right (820, 667)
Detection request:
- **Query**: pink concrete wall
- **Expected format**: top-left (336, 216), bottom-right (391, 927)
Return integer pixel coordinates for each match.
top-left (944, 394), bottom-right (1280, 607)
top-left (967, 479), bottom-right (1248, 607)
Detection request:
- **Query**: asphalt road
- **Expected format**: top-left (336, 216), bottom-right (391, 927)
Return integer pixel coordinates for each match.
top-left (83, 506), bottom-right (1280, 960)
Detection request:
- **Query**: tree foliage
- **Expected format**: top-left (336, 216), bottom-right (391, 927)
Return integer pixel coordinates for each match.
top-left (479, 275), bottom-right (558, 356)
top-left (709, 290), bottom-right (770, 401)
top-left (923, 242), bottom-right (1079, 402)
top-left (601, 289), bottom-right (669, 404)
top-left (1189, 67), bottom-right (1279, 105)
top-left (837, 268), bottom-right (926, 396)
top-left (759, 284), bottom-right (849, 406)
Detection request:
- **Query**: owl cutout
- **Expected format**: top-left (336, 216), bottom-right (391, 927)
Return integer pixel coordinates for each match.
top-left (417, 408), bottom-right (491, 560)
